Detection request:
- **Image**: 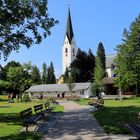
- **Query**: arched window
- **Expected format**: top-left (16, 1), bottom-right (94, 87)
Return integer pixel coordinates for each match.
top-left (73, 48), bottom-right (75, 54)
top-left (65, 48), bottom-right (68, 53)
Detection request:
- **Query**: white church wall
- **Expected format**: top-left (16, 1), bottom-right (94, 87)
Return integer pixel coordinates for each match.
top-left (106, 68), bottom-right (112, 77)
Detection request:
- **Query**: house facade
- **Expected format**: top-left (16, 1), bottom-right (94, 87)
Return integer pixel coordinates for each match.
top-left (26, 83), bottom-right (92, 99)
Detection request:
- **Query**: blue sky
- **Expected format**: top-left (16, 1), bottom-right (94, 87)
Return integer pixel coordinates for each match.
top-left (1, 0), bottom-right (140, 78)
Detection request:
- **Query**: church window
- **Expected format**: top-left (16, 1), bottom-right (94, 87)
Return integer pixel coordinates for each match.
top-left (65, 48), bottom-right (68, 53)
top-left (73, 48), bottom-right (74, 53)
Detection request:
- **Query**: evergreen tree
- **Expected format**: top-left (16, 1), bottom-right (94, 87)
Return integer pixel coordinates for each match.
top-left (92, 57), bottom-right (104, 96)
top-left (87, 48), bottom-right (95, 81)
top-left (71, 48), bottom-right (95, 82)
top-left (63, 67), bottom-right (69, 83)
top-left (31, 65), bottom-right (41, 84)
top-left (97, 42), bottom-right (106, 77)
top-left (47, 62), bottom-right (56, 84)
top-left (42, 63), bottom-right (47, 84)
top-left (115, 14), bottom-right (140, 95)
top-left (0, 0), bottom-right (58, 59)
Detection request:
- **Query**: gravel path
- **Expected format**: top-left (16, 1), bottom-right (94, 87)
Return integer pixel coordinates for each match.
top-left (42, 101), bottom-right (110, 140)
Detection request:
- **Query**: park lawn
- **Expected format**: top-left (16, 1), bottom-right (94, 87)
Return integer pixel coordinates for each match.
top-left (0, 96), bottom-right (64, 140)
top-left (75, 98), bottom-right (89, 105)
top-left (93, 97), bottom-right (140, 134)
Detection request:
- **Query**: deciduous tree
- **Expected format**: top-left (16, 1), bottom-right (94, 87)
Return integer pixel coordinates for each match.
top-left (0, 0), bottom-right (58, 59)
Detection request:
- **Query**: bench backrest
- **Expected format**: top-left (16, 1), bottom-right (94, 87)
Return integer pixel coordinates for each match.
top-left (44, 102), bottom-right (50, 109)
top-left (98, 99), bottom-right (104, 105)
top-left (20, 108), bottom-right (32, 122)
top-left (34, 104), bottom-right (44, 114)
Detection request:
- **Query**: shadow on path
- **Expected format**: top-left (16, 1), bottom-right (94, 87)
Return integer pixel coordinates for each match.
top-left (43, 107), bottom-right (110, 140)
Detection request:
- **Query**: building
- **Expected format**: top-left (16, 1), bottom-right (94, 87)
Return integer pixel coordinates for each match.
top-left (25, 83), bottom-right (92, 99)
top-left (62, 7), bottom-right (77, 74)
top-left (103, 54), bottom-right (117, 95)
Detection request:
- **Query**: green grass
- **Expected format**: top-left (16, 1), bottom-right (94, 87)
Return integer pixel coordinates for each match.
top-left (75, 98), bottom-right (89, 105)
top-left (0, 95), bottom-right (64, 140)
top-left (93, 98), bottom-right (140, 134)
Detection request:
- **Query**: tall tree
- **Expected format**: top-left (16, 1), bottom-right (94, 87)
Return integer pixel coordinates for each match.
top-left (71, 48), bottom-right (95, 82)
top-left (42, 62), bottom-right (47, 84)
top-left (92, 57), bottom-right (104, 96)
top-left (3, 61), bottom-right (21, 80)
top-left (97, 42), bottom-right (106, 77)
top-left (87, 48), bottom-right (95, 81)
top-left (115, 14), bottom-right (140, 95)
top-left (47, 62), bottom-right (56, 84)
top-left (31, 65), bottom-right (41, 84)
top-left (63, 67), bottom-right (69, 83)
top-left (66, 73), bottom-right (75, 98)
top-left (0, 0), bottom-right (58, 59)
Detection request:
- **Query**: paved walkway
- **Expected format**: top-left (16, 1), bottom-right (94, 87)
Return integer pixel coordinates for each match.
top-left (42, 101), bottom-right (110, 140)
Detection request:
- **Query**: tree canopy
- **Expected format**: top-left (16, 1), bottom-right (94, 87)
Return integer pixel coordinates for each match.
top-left (0, 0), bottom-right (58, 59)
top-left (115, 14), bottom-right (140, 94)
top-left (97, 42), bottom-right (106, 77)
top-left (70, 48), bottom-right (95, 82)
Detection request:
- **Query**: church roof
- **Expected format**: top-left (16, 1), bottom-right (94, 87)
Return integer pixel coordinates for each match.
top-left (66, 8), bottom-right (74, 44)
top-left (25, 83), bottom-right (91, 93)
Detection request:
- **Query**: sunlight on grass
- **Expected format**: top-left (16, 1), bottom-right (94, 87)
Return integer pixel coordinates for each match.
top-left (93, 98), bottom-right (140, 134)
top-left (0, 95), bottom-right (64, 139)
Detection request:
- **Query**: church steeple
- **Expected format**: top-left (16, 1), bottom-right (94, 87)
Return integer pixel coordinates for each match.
top-left (62, 7), bottom-right (77, 74)
top-left (66, 7), bottom-right (74, 44)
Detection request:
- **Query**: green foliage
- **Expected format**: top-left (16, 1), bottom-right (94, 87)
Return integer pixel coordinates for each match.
top-left (97, 42), bottom-right (106, 77)
top-left (66, 74), bottom-right (75, 92)
top-left (75, 98), bottom-right (89, 105)
top-left (92, 57), bottom-right (104, 94)
top-left (31, 65), bottom-right (41, 84)
top-left (71, 48), bottom-right (95, 82)
top-left (22, 93), bottom-right (31, 102)
top-left (47, 62), bottom-right (56, 84)
top-left (115, 14), bottom-right (140, 94)
top-left (63, 67), bottom-right (69, 83)
top-left (0, 0), bottom-right (58, 59)
top-left (42, 62), bottom-right (48, 84)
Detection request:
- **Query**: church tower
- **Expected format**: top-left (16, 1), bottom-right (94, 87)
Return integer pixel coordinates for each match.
top-left (62, 7), bottom-right (77, 74)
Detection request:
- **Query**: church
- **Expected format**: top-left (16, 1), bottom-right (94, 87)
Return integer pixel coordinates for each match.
top-left (26, 7), bottom-right (119, 98)
top-left (62, 7), bottom-right (77, 74)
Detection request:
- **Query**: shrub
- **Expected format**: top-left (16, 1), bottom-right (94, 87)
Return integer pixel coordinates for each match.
top-left (22, 93), bottom-right (31, 102)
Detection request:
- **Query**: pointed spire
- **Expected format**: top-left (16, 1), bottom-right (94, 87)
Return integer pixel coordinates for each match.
top-left (66, 7), bottom-right (74, 44)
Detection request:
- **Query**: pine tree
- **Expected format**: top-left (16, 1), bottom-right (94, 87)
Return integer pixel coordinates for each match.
top-left (92, 57), bottom-right (104, 96)
top-left (47, 62), bottom-right (56, 84)
top-left (97, 42), bottom-right (106, 77)
top-left (70, 48), bottom-right (95, 82)
top-left (31, 65), bottom-right (41, 84)
top-left (115, 14), bottom-right (140, 95)
top-left (42, 63), bottom-right (47, 84)
top-left (87, 48), bottom-right (95, 81)
top-left (63, 67), bottom-right (69, 83)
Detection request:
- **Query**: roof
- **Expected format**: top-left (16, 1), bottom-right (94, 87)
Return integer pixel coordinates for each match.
top-left (106, 54), bottom-right (116, 68)
top-left (102, 77), bottom-right (114, 84)
top-left (66, 8), bottom-right (74, 44)
top-left (25, 83), bottom-right (91, 93)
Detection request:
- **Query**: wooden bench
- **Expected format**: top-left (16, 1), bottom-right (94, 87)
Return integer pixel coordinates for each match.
top-left (96, 99), bottom-right (104, 110)
top-left (44, 102), bottom-right (54, 114)
top-left (34, 104), bottom-right (44, 116)
top-left (88, 99), bottom-right (98, 106)
top-left (34, 103), bottom-right (51, 118)
top-left (88, 99), bottom-right (104, 110)
top-left (20, 108), bottom-right (41, 132)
